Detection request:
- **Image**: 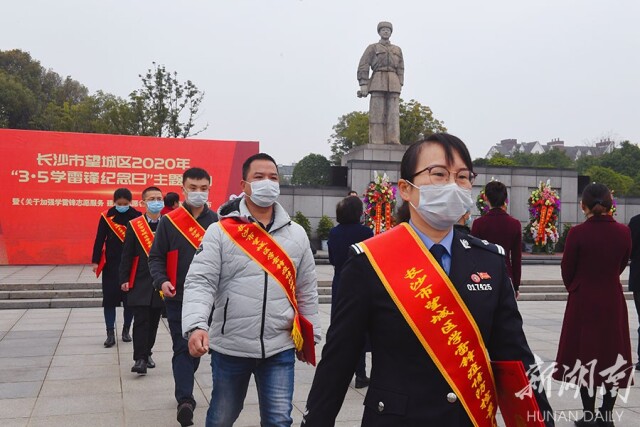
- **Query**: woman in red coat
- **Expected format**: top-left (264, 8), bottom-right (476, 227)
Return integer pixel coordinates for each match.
top-left (553, 183), bottom-right (633, 427)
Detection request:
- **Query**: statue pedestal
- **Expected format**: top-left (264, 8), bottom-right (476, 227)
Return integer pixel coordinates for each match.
top-left (342, 144), bottom-right (408, 194)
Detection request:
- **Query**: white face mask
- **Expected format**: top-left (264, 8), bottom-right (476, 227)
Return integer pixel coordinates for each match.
top-left (249, 179), bottom-right (280, 207)
top-left (186, 191), bottom-right (208, 208)
top-left (407, 182), bottom-right (474, 230)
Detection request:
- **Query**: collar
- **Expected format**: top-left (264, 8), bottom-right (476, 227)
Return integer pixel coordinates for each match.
top-left (182, 202), bottom-right (209, 219)
top-left (145, 213), bottom-right (161, 223)
top-left (409, 220), bottom-right (454, 256)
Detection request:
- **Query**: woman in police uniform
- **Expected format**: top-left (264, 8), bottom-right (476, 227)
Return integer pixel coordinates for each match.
top-left (302, 133), bottom-right (554, 426)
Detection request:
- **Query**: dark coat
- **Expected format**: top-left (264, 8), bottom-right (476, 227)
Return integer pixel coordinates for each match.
top-left (328, 223), bottom-right (373, 317)
top-left (148, 204), bottom-right (218, 301)
top-left (91, 206), bottom-right (141, 307)
top-left (303, 229), bottom-right (554, 427)
top-left (553, 215), bottom-right (633, 388)
top-left (471, 208), bottom-right (522, 290)
top-left (627, 213), bottom-right (640, 292)
top-left (119, 217), bottom-right (164, 308)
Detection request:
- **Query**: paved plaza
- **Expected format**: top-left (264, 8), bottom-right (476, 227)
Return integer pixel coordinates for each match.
top-left (0, 264), bottom-right (639, 426)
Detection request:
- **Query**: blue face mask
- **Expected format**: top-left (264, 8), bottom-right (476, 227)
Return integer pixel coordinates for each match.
top-left (115, 205), bottom-right (130, 213)
top-left (146, 201), bottom-right (164, 214)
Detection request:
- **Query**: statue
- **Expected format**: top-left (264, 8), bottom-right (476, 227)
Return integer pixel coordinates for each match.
top-left (357, 21), bottom-right (404, 145)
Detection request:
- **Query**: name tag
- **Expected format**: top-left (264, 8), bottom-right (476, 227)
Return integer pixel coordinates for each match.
top-left (466, 283), bottom-right (492, 291)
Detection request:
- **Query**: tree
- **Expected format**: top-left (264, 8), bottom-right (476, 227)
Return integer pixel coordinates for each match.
top-left (585, 166), bottom-right (634, 195)
top-left (534, 149), bottom-right (574, 169)
top-left (399, 99), bottom-right (447, 146)
top-left (328, 99), bottom-right (446, 164)
top-left (128, 62), bottom-right (207, 138)
top-left (291, 153), bottom-right (331, 185)
top-left (598, 141), bottom-right (640, 178)
top-left (328, 111), bottom-right (369, 164)
top-left (0, 49), bottom-right (89, 129)
top-left (487, 154), bottom-right (516, 166)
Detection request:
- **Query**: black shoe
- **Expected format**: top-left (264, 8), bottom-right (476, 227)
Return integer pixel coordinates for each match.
top-left (146, 355), bottom-right (155, 369)
top-left (104, 330), bottom-right (115, 348)
top-left (177, 402), bottom-right (194, 427)
top-left (635, 362), bottom-right (640, 371)
top-left (131, 359), bottom-right (147, 375)
top-left (355, 375), bottom-right (370, 389)
top-left (122, 326), bottom-right (132, 342)
top-left (596, 410), bottom-right (615, 427)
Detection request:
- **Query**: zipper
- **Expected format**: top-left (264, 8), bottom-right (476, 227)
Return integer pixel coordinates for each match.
top-left (221, 297), bottom-right (229, 335)
top-left (260, 271), bottom-right (268, 359)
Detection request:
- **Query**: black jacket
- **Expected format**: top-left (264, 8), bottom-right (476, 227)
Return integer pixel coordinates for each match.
top-left (119, 216), bottom-right (163, 308)
top-left (91, 206), bottom-right (141, 307)
top-left (628, 214), bottom-right (640, 292)
top-left (302, 229), bottom-right (554, 427)
top-left (148, 204), bottom-right (218, 301)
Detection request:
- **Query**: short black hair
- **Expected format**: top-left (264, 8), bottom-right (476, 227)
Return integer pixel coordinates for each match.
top-left (582, 183), bottom-right (612, 216)
top-left (164, 192), bottom-right (180, 207)
top-left (397, 133), bottom-right (473, 223)
top-left (336, 196), bottom-right (363, 225)
top-left (141, 186), bottom-right (162, 200)
top-left (113, 188), bottom-right (132, 202)
top-left (182, 167), bottom-right (210, 184)
top-left (484, 181), bottom-right (507, 208)
top-left (242, 153), bottom-right (278, 180)
top-left (347, 190), bottom-right (358, 196)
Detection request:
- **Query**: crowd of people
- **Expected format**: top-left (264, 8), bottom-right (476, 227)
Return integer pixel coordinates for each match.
top-left (90, 135), bottom-right (637, 427)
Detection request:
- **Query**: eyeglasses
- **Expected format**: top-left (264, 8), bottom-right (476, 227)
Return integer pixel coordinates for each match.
top-left (411, 165), bottom-right (477, 187)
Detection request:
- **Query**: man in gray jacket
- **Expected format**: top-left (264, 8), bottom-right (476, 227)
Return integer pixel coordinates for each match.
top-left (182, 153), bottom-right (321, 427)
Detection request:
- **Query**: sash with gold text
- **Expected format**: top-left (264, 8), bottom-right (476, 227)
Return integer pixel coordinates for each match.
top-left (358, 223), bottom-right (498, 427)
top-left (165, 205), bottom-right (206, 249)
top-left (101, 210), bottom-right (127, 243)
top-left (219, 219), bottom-right (306, 353)
top-left (130, 216), bottom-right (155, 257)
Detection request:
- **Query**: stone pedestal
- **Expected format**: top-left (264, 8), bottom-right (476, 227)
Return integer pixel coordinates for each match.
top-left (341, 144), bottom-right (408, 195)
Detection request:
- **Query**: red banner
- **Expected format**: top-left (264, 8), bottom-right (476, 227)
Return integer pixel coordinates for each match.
top-left (0, 129), bottom-right (258, 264)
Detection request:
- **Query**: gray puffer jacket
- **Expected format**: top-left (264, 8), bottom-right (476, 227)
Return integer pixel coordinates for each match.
top-left (182, 197), bottom-right (321, 358)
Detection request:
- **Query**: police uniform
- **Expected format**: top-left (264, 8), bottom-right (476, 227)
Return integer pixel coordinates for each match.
top-left (302, 229), bottom-right (554, 426)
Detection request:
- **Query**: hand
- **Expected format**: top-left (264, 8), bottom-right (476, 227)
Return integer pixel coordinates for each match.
top-left (161, 281), bottom-right (176, 298)
top-left (515, 291), bottom-right (520, 299)
top-left (91, 263), bottom-right (99, 273)
top-left (296, 350), bottom-right (309, 364)
top-left (121, 282), bottom-right (130, 292)
top-left (188, 329), bottom-right (209, 357)
top-left (357, 85), bottom-right (368, 98)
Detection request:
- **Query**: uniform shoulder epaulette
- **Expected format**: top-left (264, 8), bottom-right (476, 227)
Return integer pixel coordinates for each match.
top-left (465, 234), bottom-right (505, 256)
top-left (350, 243), bottom-right (366, 256)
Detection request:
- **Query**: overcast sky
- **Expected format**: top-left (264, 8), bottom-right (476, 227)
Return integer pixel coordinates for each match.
top-left (2, 0), bottom-right (639, 164)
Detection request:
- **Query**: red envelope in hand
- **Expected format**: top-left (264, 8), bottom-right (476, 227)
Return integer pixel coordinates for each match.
top-left (95, 249), bottom-right (106, 278)
top-left (128, 256), bottom-right (139, 289)
top-left (166, 250), bottom-right (178, 286)
top-left (299, 315), bottom-right (316, 366)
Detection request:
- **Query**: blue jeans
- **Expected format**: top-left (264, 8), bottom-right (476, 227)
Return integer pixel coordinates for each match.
top-left (206, 349), bottom-right (295, 427)
top-left (165, 299), bottom-right (200, 406)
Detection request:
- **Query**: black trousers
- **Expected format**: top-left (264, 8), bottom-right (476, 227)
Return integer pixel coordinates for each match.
top-left (634, 291), bottom-right (640, 362)
top-left (132, 305), bottom-right (162, 361)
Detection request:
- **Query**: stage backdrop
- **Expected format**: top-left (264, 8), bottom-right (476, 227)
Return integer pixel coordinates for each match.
top-left (0, 129), bottom-right (258, 265)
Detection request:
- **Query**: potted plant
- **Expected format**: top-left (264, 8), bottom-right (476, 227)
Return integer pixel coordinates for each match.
top-left (316, 215), bottom-right (334, 251)
top-left (292, 211), bottom-right (316, 254)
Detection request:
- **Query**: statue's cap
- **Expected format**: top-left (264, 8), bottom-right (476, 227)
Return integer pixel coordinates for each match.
top-left (377, 21), bottom-right (393, 33)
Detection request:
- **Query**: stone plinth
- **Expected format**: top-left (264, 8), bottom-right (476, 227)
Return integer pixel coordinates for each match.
top-left (342, 144), bottom-right (408, 195)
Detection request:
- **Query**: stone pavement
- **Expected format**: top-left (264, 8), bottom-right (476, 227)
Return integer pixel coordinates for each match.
top-left (0, 264), bottom-right (639, 426)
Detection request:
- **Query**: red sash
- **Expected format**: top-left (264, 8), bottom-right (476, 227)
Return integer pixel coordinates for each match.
top-left (165, 205), bottom-right (206, 249)
top-left (101, 210), bottom-right (127, 243)
top-left (358, 223), bottom-right (498, 427)
top-left (219, 218), bottom-right (316, 365)
top-left (131, 216), bottom-right (155, 257)
top-left (126, 216), bottom-right (157, 289)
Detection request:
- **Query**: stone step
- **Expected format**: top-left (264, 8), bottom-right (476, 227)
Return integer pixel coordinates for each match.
top-left (0, 282), bottom-right (100, 291)
top-left (0, 289), bottom-right (102, 300)
top-left (0, 298), bottom-right (103, 309)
